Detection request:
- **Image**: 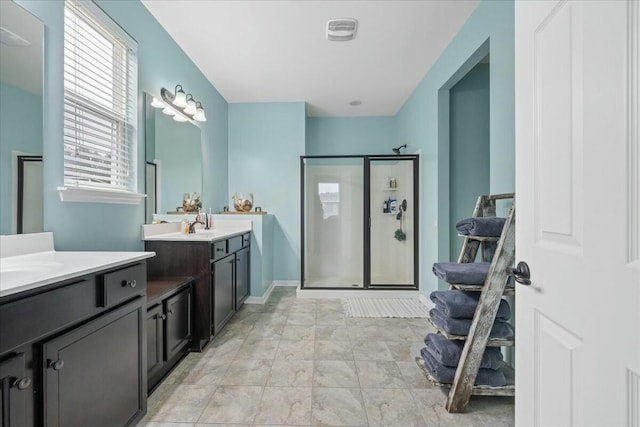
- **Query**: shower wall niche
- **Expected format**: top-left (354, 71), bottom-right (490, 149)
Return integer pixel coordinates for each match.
top-left (301, 155), bottom-right (419, 290)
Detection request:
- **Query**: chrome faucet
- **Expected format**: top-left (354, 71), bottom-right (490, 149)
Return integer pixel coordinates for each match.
top-left (188, 220), bottom-right (205, 234)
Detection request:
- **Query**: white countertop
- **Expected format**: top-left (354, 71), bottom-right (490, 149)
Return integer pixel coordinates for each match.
top-left (142, 221), bottom-right (251, 242)
top-left (0, 250), bottom-right (155, 298)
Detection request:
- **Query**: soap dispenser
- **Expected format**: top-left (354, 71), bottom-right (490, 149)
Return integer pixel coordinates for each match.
top-left (181, 216), bottom-right (189, 234)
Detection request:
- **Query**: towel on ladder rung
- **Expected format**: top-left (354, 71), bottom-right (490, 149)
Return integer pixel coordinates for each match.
top-left (430, 290), bottom-right (512, 321)
top-left (420, 347), bottom-right (507, 386)
top-left (456, 217), bottom-right (506, 237)
top-left (432, 262), bottom-right (490, 285)
top-left (429, 308), bottom-right (515, 339)
top-left (423, 333), bottom-right (504, 370)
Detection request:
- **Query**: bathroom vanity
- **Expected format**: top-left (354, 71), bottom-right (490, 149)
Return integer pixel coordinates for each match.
top-left (143, 222), bottom-right (252, 350)
top-left (0, 232), bottom-right (154, 426)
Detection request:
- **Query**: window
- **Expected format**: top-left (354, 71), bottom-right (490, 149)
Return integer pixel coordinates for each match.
top-left (60, 0), bottom-right (141, 203)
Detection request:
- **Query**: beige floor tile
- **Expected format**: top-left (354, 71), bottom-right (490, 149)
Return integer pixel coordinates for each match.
top-left (149, 385), bottom-right (216, 423)
top-left (311, 387), bottom-right (368, 426)
top-left (197, 385), bottom-right (263, 424)
top-left (355, 361), bottom-right (407, 389)
top-left (267, 359), bottom-right (314, 387)
top-left (282, 324), bottom-right (316, 340)
top-left (219, 359), bottom-right (272, 386)
top-left (315, 324), bottom-right (350, 341)
top-left (245, 323), bottom-right (285, 341)
top-left (361, 388), bottom-right (426, 427)
top-left (275, 339), bottom-right (315, 360)
top-left (314, 340), bottom-right (354, 360)
top-left (313, 360), bottom-right (360, 388)
top-left (396, 361), bottom-right (432, 388)
top-left (254, 387), bottom-right (312, 425)
top-left (351, 341), bottom-right (394, 361)
top-left (236, 339), bottom-right (280, 360)
top-left (286, 311), bottom-right (317, 325)
top-left (385, 341), bottom-right (424, 362)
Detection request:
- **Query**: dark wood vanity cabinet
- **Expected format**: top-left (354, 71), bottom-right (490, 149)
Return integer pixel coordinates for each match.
top-left (145, 232), bottom-right (251, 350)
top-left (42, 299), bottom-right (144, 427)
top-left (0, 261), bottom-right (148, 427)
top-left (146, 278), bottom-right (193, 392)
top-left (212, 254), bottom-right (235, 335)
top-left (0, 353), bottom-right (30, 427)
top-left (235, 247), bottom-right (250, 309)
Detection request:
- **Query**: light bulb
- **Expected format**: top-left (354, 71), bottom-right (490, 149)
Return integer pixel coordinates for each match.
top-left (162, 106), bottom-right (175, 116)
top-left (150, 97), bottom-right (164, 108)
top-left (193, 103), bottom-right (207, 122)
top-left (184, 99), bottom-right (197, 115)
top-left (173, 114), bottom-right (188, 122)
top-left (173, 87), bottom-right (187, 107)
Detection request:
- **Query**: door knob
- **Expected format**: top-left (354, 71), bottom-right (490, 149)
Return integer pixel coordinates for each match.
top-left (509, 261), bottom-right (531, 285)
top-left (51, 359), bottom-right (65, 371)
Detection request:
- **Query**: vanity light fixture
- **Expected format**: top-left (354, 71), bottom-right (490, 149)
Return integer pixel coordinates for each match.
top-left (161, 106), bottom-right (175, 116)
top-left (150, 97), bottom-right (164, 108)
top-left (159, 85), bottom-right (207, 123)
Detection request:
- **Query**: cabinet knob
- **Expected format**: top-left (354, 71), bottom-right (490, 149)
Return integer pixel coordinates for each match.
top-left (124, 279), bottom-right (137, 288)
top-left (160, 314), bottom-right (167, 320)
top-left (51, 359), bottom-right (64, 371)
top-left (216, 248), bottom-right (225, 252)
top-left (13, 376), bottom-right (31, 390)
top-left (168, 308), bottom-right (174, 314)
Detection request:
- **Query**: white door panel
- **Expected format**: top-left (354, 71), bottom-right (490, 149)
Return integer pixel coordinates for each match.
top-left (516, 1), bottom-right (639, 426)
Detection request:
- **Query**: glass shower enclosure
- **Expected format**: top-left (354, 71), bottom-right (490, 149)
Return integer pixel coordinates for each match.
top-left (301, 155), bottom-right (419, 289)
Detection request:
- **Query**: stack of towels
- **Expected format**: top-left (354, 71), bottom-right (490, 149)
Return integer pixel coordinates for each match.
top-left (420, 290), bottom-right (514, 386)
top-left (428, 290), bottom-right (514, 339)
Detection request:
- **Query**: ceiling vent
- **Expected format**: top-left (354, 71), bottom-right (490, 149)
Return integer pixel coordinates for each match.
top-left (327, 18), bottom-right (358, 42)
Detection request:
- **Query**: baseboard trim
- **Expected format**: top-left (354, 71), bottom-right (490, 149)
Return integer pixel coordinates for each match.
top-left (297, 287), bottom-right (421, 300)
top-left (244, 281), bottom-right (275, 304)
top-left (273, 280), bottom-right (300, 287)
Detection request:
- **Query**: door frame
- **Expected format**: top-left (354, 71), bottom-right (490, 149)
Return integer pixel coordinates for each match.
top-left (300, 154), bottom-right (420, 290)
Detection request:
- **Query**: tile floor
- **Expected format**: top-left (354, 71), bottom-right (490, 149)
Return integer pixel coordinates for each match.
top-left (139, 287), bottom-right (514, 427)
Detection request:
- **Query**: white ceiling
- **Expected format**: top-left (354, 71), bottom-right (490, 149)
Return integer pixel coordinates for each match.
top-left (0, 1), bottom-right (43, 95)
top-left (141, 0), bottom-right (479, 117)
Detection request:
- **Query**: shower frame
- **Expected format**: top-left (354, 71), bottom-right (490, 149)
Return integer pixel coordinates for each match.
top-left (300, 154), bottom-right (419, 290)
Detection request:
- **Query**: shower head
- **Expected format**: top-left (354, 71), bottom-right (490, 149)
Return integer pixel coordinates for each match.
top-left (392, 144), bottom-right (407, 154)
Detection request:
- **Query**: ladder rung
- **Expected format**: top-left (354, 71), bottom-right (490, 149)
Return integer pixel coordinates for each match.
top-left (457, 234), bottom-right (500, 242)
top-left (449, 283), bottom-right (516, 296)
top-left (415, 357), bottom-right (516, 396)
top-left (427, 317), bottom-right (515, 347)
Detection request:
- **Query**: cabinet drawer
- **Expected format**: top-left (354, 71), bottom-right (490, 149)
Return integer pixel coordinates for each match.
top-left (228, 236), bottom-right (243, 253)
top-left (102, 263), bottom-right (146, 307)
top-left (242, 233), bottom-right (251, 247)
top-left (0, 278), bottom-right (98, 354)
top-left (211, 240), bottom-right (227, 261)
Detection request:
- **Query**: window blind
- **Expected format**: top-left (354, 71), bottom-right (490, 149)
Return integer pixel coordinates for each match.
top-left (63, 0), bottom-right (137, 192)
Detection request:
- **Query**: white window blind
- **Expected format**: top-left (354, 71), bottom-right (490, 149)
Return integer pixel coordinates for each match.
top-left (63, 0), bottom-right (137, 193)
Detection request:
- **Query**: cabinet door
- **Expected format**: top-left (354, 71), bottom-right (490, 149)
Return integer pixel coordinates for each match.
top-left (0, 353), bottom-right (30, 427)
top-left (146, 304), bottom-right (164, 383)
top-left (212, 254), bottom-right (235, 335)
top-left (235, 247), bottom-right (250, 309)
top-left (43, 299), bottom-right (145, 427)
top-left (165, 287), bottom-right (192, 361)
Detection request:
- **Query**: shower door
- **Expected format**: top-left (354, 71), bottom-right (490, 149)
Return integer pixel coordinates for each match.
top-left (301, 157), bottom-right (364, 288)
top-left (368, 156), bottom-right (418, 287)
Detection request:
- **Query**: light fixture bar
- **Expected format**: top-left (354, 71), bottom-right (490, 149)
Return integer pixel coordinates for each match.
top-left (160, 86), bottom-right (207, 123)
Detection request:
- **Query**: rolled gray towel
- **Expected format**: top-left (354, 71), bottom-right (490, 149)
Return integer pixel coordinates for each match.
top-left (420, 347), bottom-right (507, 386)
top-left (423, 333), bottom-right (504, 370)
top-left (430, 290), bottom-right (511, 321)
top-left (456, 217), bottom-right (506, 237)
top-left (429, 308), bottom-right (515, 339)
top-left (432, 262), bottom-right (490, 285)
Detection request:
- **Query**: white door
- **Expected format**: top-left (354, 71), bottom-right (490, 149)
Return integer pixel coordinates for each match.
top-left (515, 1), bottom-right (640, 426)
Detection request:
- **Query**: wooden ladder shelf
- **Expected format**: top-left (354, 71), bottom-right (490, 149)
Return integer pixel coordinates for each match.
top-left (418, 193), bottom-right (516, 413)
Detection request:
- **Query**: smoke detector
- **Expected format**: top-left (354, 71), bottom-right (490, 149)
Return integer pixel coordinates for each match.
top-left (327, 18), bottom-right (358, 42)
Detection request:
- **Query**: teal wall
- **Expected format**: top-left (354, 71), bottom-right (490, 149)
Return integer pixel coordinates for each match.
top-left (0, 82), bottom-right (43, 234)
top-left (15, 0), bottom-right (228, 250)
top-left (396, 0), bottom-right (514, 296)
top-left (449, 63), bottom-right (490, 261)
top-left (228, 102), bottom-right (306, 281)
top-left (306, 116), bottom-right (397, 156)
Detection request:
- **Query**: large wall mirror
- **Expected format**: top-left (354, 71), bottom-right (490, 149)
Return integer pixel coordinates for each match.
top-left (0, 1), bottom-right (44, 235)
top-left (144, 93), bottom-right (202, 223)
